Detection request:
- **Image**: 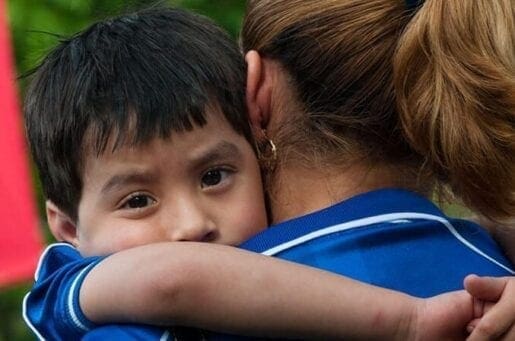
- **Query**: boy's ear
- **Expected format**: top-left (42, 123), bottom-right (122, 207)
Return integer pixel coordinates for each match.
top-left (245, 50), bottom-right (272, 133)
top-left (46, 200), bottom-right (79, 247)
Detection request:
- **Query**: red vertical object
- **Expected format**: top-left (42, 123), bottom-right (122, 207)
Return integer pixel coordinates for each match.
top-left (0, 0), bottom-right (42, 287)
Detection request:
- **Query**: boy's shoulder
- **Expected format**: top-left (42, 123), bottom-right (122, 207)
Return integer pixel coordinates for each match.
top-left (34, 243), bottom-right (90, 276)
top-left (23, 243), bottom-right (104, 340)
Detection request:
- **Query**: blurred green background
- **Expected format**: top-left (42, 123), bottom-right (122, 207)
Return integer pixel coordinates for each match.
top-left (1, 1), bottom-right (245, 339)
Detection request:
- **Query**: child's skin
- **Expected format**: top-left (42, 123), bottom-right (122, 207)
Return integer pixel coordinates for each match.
top-left (46, 107), bottom-right (501, 339)
top-left (51, 110), bottom-right (267, 257)
top-left (465, 218), bottom-right (515, 339)
top-left (465, 275), bottom-right (515, 340)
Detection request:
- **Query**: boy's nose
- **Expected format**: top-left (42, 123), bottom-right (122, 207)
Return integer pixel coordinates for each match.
top-left (167, 201), bottom-right (218, 242)
top-left (174, 224), bottom-right (217, 242)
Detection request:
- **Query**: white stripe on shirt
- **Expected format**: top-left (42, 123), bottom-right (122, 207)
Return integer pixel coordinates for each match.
top-left (261, 212), bottom-right (514, 274)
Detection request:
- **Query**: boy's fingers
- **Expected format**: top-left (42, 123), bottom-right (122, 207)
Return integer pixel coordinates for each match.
top-left (468, 325), bottom-right (515, 341)
top-left (466, 276), bottom-right (515, 341)
top-left (500, 326), bottom-right (515, 341)
top-left (468, 302), bottom-right (497, 335)
top-left (472, 298), bottom-right (494, 318)
top-left (466, 298), bottom-right (515, 341)
top-left (464, 275), bottom-right (506, 301)
top-left (472, 298), bottom-right (483, 319)
top-left (466, 318), bottom-right (479, 334)
top-left (498, 326), bottom-right (515, 341)
top-left (483, 301), bottom-right (494, 315)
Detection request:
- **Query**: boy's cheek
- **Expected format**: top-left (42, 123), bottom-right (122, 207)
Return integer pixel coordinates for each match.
top-left (77, 222), bottom-right (151, 256)
top-left (236, 198), bottom-right (268, 242)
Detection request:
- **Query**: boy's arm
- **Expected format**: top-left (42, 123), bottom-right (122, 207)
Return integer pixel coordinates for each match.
top-left (80, 242), bottom-right (474, 339)
top-left (465, 218), bottom-right (515, 340)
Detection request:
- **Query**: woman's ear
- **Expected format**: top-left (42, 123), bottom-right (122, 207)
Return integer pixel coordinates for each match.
top-left (46, 200), bottom-right (79, 247)
top-left (245, 50), bottom-right (272, 134)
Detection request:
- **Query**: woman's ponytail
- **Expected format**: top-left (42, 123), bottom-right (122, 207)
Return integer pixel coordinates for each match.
top-left (394, 0), bottom-right (515, 222)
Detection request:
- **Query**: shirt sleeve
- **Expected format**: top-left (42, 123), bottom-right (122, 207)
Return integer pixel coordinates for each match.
top-left (23, 243), bottom-right (105, 340)
top-left (82, 324), bottom-right (172, 340)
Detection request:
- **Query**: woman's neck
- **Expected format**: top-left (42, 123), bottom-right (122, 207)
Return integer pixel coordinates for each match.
top-left (268, 162), bottom-right (418, 224)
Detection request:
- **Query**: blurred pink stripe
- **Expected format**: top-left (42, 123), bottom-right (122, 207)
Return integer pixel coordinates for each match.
top-left (0, 0), bottom-right (43, 287)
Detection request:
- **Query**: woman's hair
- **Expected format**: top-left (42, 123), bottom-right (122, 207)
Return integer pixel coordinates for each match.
top-left (241, 0), bottom-right (514, 222)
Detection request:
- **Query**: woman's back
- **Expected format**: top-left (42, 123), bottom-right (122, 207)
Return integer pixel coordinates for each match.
top-left (241, 189), bottom-right (513, 297)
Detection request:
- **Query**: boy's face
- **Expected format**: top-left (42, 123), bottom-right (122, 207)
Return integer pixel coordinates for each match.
top-left (74, 110), bottom-right (267, 256)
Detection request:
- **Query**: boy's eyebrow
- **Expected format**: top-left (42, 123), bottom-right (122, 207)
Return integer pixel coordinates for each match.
top-left (191, 141), bottom-right (243, 167)
top-left (100, 141), bottom-right (243, 194)
top-left (101, 172), bottom-right (158, 195)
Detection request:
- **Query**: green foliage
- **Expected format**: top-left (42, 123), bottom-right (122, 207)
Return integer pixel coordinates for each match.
top-left (10, 0), bottom-right (245, 88)
top-left (176, 0), bottom-right (245, 37)
top-left (0, 284), bottom-right (33, 341)
top-left (2, 1), bottom-right (245, 339)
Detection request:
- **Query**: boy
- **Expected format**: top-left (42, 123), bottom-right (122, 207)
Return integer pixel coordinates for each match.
top-left (22, 7), bottom-right (494, 340)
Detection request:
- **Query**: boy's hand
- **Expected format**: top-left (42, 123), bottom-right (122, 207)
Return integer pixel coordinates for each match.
top-left (465, 275), bottom-right (515, 340)
top-left (411, 291), bottom-right (473, 341)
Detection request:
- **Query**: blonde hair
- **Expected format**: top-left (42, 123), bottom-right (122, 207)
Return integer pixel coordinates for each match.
top-left (242, 0), bottom-right (515, 222)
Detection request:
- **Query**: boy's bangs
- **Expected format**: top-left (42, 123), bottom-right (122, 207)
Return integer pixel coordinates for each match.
top-left (70, 24), bottom-right (217, 155)
top-left (83, 78), bottom-right (210, 156)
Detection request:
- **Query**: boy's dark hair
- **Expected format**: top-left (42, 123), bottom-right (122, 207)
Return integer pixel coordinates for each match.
top-left (25, 7), bottom-right (251, 221)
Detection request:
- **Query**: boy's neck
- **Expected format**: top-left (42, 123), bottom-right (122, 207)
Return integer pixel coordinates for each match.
top-left (268, 162), bottom-right (417, 224)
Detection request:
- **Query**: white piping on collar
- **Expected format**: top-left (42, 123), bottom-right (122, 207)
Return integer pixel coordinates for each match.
top-left (261, 212), bottom-right (514, 275)
top-left (22, 293), bottom-right (46, 341)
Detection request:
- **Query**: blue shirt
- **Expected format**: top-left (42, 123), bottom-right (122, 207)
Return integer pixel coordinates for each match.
top-left (23, 189), bottom-right (513, 340)
top-left (241, 189), bottom-right (513, 297)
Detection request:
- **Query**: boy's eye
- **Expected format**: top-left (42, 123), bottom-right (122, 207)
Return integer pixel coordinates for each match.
top-left (200, 168), bottom-right (232, 188)
top-left (121, 194), bottom-right (156, 209)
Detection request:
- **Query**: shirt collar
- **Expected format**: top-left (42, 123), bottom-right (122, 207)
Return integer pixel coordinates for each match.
top-left (240, 188), bottom-right (446, 252)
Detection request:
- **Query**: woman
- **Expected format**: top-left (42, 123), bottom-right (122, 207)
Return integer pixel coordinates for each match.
top-left (28, 0), bottom-right (514, 339)
top-left (238, 0), bottom-right (514, 295)
top-left (241, 0), bottom-right (515, 339)
top-left (237, 0), bottom-right (515, 336)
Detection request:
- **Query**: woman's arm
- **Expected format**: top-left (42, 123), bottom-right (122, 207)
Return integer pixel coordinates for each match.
top-left (80, 242), bottom-right (475, 339)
